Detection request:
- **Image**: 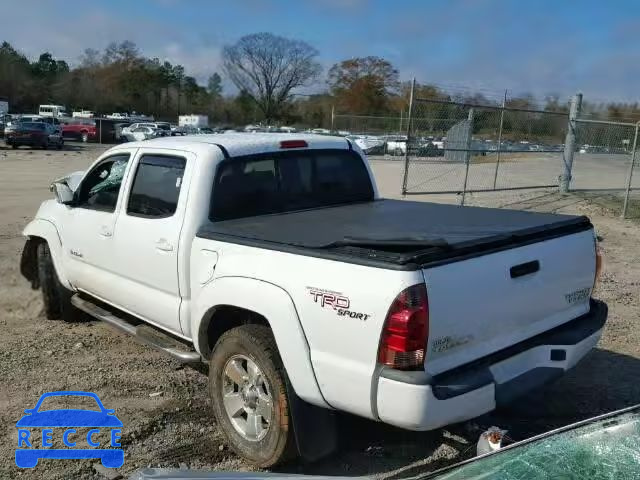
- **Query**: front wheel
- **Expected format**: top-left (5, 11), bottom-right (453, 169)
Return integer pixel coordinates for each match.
top-left (37, 242), bottom-right (75, 321)
top-left (209, 325), bottom-right (295, 467)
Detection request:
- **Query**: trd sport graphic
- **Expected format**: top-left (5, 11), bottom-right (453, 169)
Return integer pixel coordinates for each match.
top-left (15, 391), bottom-right (123, 468)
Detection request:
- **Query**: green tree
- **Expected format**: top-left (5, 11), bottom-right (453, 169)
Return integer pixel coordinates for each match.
top-left (328, 56), bottom-right (399, 114)
top-left (207, 72), bottom-right (222, 98)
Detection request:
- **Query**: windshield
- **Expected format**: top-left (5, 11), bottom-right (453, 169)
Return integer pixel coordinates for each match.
top-left (37, 395), bottom-right (101, 412)
top-left (210, 149), bottom-right (374, 221)
top-left (21, 122), bottom-right (46, 130)
top-left (430, 408), bottom-right (640, 480)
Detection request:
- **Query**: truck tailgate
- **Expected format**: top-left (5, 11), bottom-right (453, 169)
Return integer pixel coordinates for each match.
top-left (423, 228), bottom-right (596, 376)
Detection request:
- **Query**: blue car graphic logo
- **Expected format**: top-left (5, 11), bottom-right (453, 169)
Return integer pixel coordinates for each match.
top-left (15, 391), bottom-right (123, 469)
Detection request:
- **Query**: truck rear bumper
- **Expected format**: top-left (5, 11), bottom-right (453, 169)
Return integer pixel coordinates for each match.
top-left (376, 299), bottom-right (607, 431)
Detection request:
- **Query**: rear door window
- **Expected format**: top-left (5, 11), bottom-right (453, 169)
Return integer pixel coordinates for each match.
top-left (127, 155), bottom-right (186, 218)
top-left (211, 149), bottom-right (373, 221)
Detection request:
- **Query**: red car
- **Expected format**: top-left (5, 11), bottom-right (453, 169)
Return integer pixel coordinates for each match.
top-left (61, 119), bottom-right (96, 143)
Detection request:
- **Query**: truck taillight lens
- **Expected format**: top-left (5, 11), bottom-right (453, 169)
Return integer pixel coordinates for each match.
top-left (378, 284), bottom-right (428, 370)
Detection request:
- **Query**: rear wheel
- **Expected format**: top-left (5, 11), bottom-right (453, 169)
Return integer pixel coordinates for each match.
top-left (37, 242), bottom-right (75, 321)
top-left (209, 325), bottom-right (295, 467)
top-left (41, 139), bottom-right (49, 150)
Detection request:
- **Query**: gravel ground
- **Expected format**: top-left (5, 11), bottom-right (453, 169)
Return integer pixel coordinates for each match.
top-left (0, 143), bottom-right (638, 479)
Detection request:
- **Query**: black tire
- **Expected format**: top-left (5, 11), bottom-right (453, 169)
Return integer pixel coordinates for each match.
top-left (57, 140), bottom-right (63, 150)
top-left (209, 325), bottom-right (295, 467)
top-left (11, 143), bottom-right (17, 149)
top-left (36, 242), bottom-right (75, 321)
top-left (42, 139), bottom-right (49, 150)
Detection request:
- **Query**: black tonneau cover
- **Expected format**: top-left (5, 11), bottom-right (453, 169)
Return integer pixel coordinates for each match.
top-left (197, 200), bottom-right (592, 270)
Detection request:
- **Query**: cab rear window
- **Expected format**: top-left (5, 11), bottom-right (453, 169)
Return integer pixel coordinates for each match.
top-left (210, 149), bottom-right (373, 221)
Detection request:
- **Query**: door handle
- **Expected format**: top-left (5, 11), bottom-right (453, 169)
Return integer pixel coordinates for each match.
top-left (99, 226), bottom-right (112, 237)
top-left (510, 260), bottom-right (539, 278)
top-left (155, 239), bottom-right (174, 252)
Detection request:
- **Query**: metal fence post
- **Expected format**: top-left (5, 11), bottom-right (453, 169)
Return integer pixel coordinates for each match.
top-left (492, 91), bottom-right (507, 189)
top-left (330, 105), bottom-right (335, 132)
top-left (622, 122), bottom-right (639, 218)
top-left (460, 108), bottom-right (474, 205)
top-left (560, 93), bottom-right (582, 192)
top-left (401, 78), bottom-right (416, 196)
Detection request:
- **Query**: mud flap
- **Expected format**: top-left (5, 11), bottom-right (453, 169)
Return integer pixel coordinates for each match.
top-left (285, 379), bottom-right (338, 462)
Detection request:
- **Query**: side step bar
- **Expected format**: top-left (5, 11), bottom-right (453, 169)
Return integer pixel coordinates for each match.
top-left (71, 295), bottom-right (202, 363)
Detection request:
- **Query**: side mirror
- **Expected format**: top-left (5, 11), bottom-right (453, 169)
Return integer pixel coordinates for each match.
top-left (50, 182), bottom-right (75, 205)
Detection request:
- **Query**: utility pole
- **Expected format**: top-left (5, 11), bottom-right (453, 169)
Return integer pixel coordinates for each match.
top-left (401, 78), bottom-right (416, 196)
top-left (492, 89), bottom-right (507, 190)
top-left (460, 108), bottom-right (475, 205)
top-left (560, 93), bottom-right (582, 193)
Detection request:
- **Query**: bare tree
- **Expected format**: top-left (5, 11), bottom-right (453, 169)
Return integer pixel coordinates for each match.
top-left (222, 33), bottom-right (321, 121)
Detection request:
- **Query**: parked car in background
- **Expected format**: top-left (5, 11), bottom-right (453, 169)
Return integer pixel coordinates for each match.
top-left (72, 110), bottom-right (95, 118)
top-left (348, 135), bottom-right (386, 154)
top-left (384, 135), bottom-right (408, 155)
top-left (62, 118), bottom-right (97, 142)
top-left (106, 113), bottom-right (129, 120)
top-left (5, 122), bottom-right (63, 149)
top-left (155, 122), bottom-right (172, 136)
top-left (121, 122), bottom-right (168, 138)
top-left (40, 116), bottom-right (63, 136)
top-left (122, 125), bottom-right (161, 142)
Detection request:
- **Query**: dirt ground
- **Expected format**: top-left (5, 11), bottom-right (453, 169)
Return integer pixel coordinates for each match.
top-left (0, 143), bottom-right (638, 479)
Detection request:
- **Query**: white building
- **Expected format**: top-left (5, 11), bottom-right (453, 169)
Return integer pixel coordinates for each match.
top-left (179, 114), bottom-right (209, 128)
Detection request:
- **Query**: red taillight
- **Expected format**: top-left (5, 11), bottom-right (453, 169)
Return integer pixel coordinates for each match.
top-left (378, 284), bottom-right (429, 370)
top-left (280, 140), bottom-right (308, 149)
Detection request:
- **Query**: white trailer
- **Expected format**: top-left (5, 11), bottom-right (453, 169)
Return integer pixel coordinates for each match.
top-left (179, 114), bottom-right (209, 128)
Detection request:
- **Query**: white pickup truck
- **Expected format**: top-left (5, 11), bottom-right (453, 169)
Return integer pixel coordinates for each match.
top-left (21, 133), bottom-right (607, 467)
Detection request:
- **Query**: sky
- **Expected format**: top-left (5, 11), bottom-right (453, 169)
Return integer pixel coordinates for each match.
top-left (4, 0), bottom-right (640, 103)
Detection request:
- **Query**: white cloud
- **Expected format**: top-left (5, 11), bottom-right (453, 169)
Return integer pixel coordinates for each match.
top-left (1, 2), bottom-right (224, 85)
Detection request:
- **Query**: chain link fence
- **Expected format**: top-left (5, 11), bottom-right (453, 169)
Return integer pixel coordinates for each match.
top-left (573, 117), bottom-right (640, 218)
top-left (335, 91), bottom-right (639, 219)
top-left (403, 98), bottom-right (568, 201)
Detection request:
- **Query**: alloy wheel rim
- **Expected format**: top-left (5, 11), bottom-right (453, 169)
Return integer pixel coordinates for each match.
top-left (222, 354), bottom-right (273, 441)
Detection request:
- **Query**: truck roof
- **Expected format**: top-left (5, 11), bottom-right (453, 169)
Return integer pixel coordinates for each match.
top-left (118, 133), bottom-right (351, 158)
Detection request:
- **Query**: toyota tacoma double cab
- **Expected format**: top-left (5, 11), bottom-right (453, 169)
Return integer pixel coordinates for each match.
top-left (21, 133), bottom-right (607, 467)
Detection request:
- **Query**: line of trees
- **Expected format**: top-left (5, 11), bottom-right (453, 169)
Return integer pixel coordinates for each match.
top-left (2, 34), bottom-right (640, 132)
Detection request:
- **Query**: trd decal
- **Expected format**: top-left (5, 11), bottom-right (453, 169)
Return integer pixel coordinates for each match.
top-left (307, 287), bottom-right (370, 321)
top-left (308, 289), bottom-right (350, 309)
